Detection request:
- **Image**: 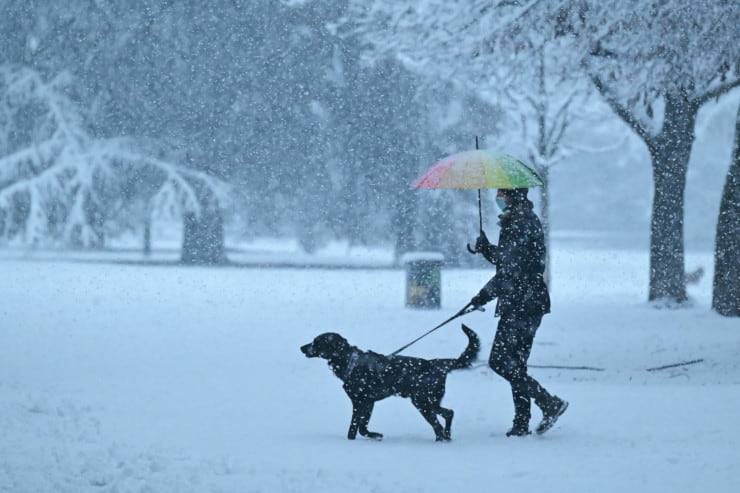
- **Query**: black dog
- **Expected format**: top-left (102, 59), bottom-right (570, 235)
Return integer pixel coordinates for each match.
top-left (300, 325), bottom-right (480, 441)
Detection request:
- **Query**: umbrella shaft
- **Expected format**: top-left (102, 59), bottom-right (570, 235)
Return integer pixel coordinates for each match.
top-left (478, 189), bottom-right (482, 233)
top-left (476, 137), bottom-right (482, 234)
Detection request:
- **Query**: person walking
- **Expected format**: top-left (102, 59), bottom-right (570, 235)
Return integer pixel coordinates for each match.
top-left (470, 188), bottom-right (568, 436)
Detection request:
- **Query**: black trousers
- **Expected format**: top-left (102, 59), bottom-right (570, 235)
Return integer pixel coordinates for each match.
top-left (489, 313), bottom-right (553, 424)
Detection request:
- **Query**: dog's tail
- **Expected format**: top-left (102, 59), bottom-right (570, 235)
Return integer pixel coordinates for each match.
top-left (445, 324), bottom-right (480, 371)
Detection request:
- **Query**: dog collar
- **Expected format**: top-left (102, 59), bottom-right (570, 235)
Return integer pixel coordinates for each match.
top-left (343, 351), bottom-right (360, 380)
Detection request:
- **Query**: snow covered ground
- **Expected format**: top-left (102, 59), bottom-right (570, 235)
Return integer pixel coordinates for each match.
top-left (0, 237), bottom-right (396, 269)
top-left (1, 243), bottom-right (738, 492)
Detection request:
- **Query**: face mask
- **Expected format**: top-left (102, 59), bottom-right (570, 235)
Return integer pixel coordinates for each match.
top-left (496, 197), bottom-right (509, 212)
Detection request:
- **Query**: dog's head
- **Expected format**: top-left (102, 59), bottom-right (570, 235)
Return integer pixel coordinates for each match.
top-left (300, 332), bottom-right (350, 360)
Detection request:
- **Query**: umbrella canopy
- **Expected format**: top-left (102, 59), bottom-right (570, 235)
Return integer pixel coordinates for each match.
top-left (412, 150), bottom-right (543, 190)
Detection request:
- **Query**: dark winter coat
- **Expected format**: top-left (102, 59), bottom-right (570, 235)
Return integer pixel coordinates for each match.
top-left (475, 202), bottom-right (551, 318)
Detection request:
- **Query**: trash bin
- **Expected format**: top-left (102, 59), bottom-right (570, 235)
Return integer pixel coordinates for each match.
top-left (401, 252), bottom-right (444, 309)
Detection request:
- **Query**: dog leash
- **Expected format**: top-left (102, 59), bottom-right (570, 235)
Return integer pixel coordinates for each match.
top-left (390, 302), bottom-right (484, 356)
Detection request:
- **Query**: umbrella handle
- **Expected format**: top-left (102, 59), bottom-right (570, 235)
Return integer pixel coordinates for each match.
top-left (467, 243), bottom-right (477, 255)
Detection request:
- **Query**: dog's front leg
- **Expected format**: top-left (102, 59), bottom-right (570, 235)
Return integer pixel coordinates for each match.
top-left (347, 403), bottom-right (365, 440)
top-left (357, 402), bottom-right (383, 440)
top-left (348, 401), bottom-right (383, 441)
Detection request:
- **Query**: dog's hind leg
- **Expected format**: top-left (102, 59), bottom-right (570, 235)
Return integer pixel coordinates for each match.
top-left (438, 407), bottom-right (454, 440)
top-left (412, 397), bottom-right (448, 441)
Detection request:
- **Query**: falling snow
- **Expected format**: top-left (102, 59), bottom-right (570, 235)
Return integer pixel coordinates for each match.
top-left (0, 1), bottom-right (738, 492)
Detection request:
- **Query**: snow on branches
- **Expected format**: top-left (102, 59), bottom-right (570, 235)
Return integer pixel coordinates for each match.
top-left (476, 0), bottom-right (739, 138)
top-left (0, 66), bottom-right (227, 247)
top-left (352, 0), bottom-right (739, 140)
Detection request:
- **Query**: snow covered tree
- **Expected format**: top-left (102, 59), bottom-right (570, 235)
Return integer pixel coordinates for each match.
top-left (712, 105), bottom-right (740, 317)
top-left (0, 0), bottom-right (495, 261)
top-left (354, 0), bottom-right (739, 304)
top-left (582, 8), bottom-right (738, 303)
top-left (492, 45), bottom-right (595, 284)
top-left (487, 0), bottom-right (739, 304)
top-left (0, 66), bottom-right (227, 256)
top-left (335, 58), bottom-right (429, 259)
top-left (350, 1), bottom-right (591, 276)
top-left (271, 0), bottom-right (487, 261)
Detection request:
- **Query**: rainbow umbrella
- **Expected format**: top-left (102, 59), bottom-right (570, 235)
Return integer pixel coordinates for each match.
top-left (412, 151), bottom-right (543, 190)
top-left (411, 144), bottom-right (543, 251)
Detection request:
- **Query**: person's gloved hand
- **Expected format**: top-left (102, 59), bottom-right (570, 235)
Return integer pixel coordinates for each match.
top-left (471, 293), bottom-right (488, 309)
top-left (474, 230), bottom-right (491, 252)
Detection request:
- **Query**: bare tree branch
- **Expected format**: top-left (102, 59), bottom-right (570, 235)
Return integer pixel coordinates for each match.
top-left (544, 91), bottom-right (576, 157)
top-left (591, 74), bottom-right (655, 150)
top-left (694, 77), bottom-right (740, 107)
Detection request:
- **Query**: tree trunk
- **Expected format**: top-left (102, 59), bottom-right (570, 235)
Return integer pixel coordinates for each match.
top-left (392, 189), bottom-right (417, 265)
top-left (647, 94), bottom-right (696, 304)
top-left (143, 212), bottom-right (152, 257)
top-left (180, 178), bottom-right (227, 265)
top-left (712, 106), bottom-right (740, 317)
top-left (182, 208), bottom-right (226, 265)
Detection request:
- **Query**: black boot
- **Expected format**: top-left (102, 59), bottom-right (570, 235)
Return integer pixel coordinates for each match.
top-left (505, 418), bottom-right (531, 437)
top-left (535, 396), bottom-right (568, 435)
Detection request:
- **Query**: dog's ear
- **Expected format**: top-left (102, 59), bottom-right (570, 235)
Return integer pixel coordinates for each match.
top-left (314, 332), bottom-right (349, 358)
top-left (332, 335), bottom-right (349, 354)
top-left (327, 333), bottom-right (346, 347)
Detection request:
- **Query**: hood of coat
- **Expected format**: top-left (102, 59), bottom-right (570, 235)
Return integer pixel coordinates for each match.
top-left (497, 188), bottom-right (532, 218)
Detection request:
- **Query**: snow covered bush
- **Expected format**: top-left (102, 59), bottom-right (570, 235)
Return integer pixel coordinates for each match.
top-left (0, 66), bottom-right (227, 248)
